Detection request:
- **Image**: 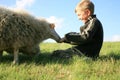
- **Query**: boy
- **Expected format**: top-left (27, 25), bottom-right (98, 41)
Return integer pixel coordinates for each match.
top-left (52, 0), bottom-right (104, 59)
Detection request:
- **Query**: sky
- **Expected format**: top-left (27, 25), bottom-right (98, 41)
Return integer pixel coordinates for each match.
top-left (0, 0), bottom-right (120, 42)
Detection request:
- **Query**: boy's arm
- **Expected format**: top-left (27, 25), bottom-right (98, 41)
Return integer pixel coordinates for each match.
top-left (65, 19), bottom-right (99, 44)
top-left (60, 34), bottom-right (80, 45)
top-left (65, 32), bottom-right (85, 44)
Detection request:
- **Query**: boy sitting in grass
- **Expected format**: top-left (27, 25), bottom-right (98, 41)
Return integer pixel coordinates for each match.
top-left (52, 0), bottom-right (104, 59)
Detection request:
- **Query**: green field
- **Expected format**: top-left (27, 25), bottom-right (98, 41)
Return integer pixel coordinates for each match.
top-left (0, 42), bottom-right (120, 80)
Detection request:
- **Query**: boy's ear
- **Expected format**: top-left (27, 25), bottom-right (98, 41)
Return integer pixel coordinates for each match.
top-left (49, 23), bottom-right (55, 29)
top-left (86, 9), bottom-right (91, 16)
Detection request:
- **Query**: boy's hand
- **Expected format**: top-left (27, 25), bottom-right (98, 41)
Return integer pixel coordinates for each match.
top-left (59, 37), bottom-right (70, 43)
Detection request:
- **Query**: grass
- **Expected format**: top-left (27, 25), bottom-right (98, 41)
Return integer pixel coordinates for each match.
top-left (0, 42), bottom-right (120, 80)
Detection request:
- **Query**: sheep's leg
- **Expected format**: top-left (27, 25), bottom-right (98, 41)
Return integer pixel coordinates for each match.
top-left (37, 46), bottom-right (40, 55)
top-left (13, 48), bottom-right (19, 64)
top-left (0, 51), bottom-right (3, 57)
top-left (0, 51), bottom-right (3, 61)
top-left (35, 46), bottom-right (40, 57)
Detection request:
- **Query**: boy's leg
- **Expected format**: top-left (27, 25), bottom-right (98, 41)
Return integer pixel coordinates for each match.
top-left (51, 48), bottom-right (73, 58)
top-left (71, 47), bottom-right (84, 56)
top-left (51, 46), bottom-right (84, 58)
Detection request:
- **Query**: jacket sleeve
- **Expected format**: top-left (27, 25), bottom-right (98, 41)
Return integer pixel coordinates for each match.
top-left (65, 18), bottom-right (98, 44)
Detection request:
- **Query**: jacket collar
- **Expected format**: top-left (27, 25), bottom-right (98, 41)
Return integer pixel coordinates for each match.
top-left (85, 14), bottom-right (96, 24)
top-left (88, 14), bottom-right (96, 20)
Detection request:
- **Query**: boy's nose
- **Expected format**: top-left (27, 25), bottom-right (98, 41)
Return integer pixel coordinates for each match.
top-left (77, 14), bottom-right (81, 16)
top-left (76, 12), bottom-right (80, 16)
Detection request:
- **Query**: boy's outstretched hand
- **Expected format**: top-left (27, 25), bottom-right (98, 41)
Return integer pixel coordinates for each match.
top-left (59, 37), bottom-right (70, 43)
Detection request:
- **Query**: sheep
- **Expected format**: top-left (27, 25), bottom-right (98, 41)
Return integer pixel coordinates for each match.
top-left (0, 7), bottom-right (61, 64)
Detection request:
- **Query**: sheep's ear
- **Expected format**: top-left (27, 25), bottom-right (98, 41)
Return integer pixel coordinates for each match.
top-left (49, 23), bottom-right (55, 29)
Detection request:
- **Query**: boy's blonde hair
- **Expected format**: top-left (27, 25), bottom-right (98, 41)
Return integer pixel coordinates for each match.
top-left (75, 0), bottom-right (94, 15)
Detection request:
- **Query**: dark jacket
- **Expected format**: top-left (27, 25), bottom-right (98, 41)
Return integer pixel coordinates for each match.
top-left (64, 15), bottom-right (104, 58)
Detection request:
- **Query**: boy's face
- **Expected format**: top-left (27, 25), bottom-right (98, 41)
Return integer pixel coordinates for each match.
top-left (75, 8), bottom-right (91, 23)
